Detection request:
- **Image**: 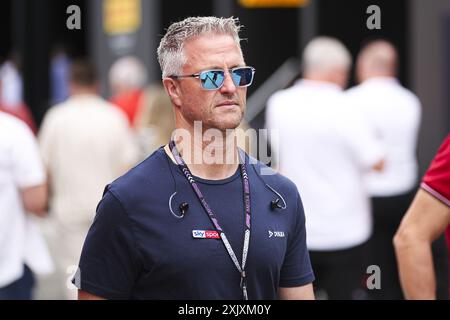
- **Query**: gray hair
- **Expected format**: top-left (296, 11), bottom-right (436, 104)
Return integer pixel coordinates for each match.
top-left (109, 56), bottom-right (148, 91)
top-left (302, 36), bottom-right (352, 72)
top-left (157, 16), bottom-right (243, 78)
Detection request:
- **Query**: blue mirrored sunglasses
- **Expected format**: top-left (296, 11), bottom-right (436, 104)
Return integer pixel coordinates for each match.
top-left (170, 66), bottom-right (255, 90)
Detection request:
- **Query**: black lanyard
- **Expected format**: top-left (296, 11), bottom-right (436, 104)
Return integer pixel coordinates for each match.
top-left (169, 140), bottom-right (251, 300)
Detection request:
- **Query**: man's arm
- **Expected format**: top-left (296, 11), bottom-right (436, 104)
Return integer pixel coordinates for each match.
top-left (372, 158), bottom-right (385, 172)
top-left (78, 290), bottom-right (105, 300)
top-left (20, 183), bottom-right (47, 217)
top-left (393, 189), bottom-right (450, 299)
top-left (278, 283), bottom-right (315, 300)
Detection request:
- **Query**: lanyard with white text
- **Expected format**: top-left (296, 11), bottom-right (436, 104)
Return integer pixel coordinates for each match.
top-left (169, 140), bottom-right (251, 300)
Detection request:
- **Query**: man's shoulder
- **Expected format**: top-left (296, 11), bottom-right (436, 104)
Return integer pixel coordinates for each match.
top-left (107, 147), bottom-right (170, 199)
top-left (347, 80), bottom-right (420, 102)
top-left (41, 100), bottom-right (74, 123)
top-left (266, 85), bottom-right (306, 123)
top-left (97, 99), bottom-right (130, 122)
top-left (345, 84), bottom-right (361, 96)
top-left (379, 80), bottom-right (421, 106)
top-left (0, 111), bottom-right (25, 129)
top-left (246, 154), bottom-right (299, 198)
top-left (396, 86), bottom-right (421, 106)
top-left (76, 96), bottom-right (129, 123)
top-left (0, 111), bottom-right (33, 139)
top-left (44, 96), bottom-right (129, 127)
top-left (267, 85), bottom-right (299, 105)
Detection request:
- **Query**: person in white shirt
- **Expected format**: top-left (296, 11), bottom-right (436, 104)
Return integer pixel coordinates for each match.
top-left (266, 37), bottom-right (385, 299)
top-left (346, 40), bottom-right (432, 299)
top-left (39, 59), bottom-right (139, 299)
top-left (0, 58), bottom-right (23, 107)
top-left (0, 111), bottom-right (53, 299)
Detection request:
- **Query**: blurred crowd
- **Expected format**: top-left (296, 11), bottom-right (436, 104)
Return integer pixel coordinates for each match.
top-left (0, 36), bottom-right (448, 300)
top-left (0, 51), bottom-right (176, 299)
top-left (266, 37), bottom-right (448, 299)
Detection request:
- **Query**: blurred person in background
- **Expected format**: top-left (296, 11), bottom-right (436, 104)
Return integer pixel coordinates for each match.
top-left (50, 45), bottom-right (71, 105)
top-left (346, 40), bottom-right (422, 299)
top-left (394, 134), bottom-right (450, 299)
top-left (0, 111), bottom-right (52, 299)
top-left (266, 37), bottom-right (385, 299)
top-left (134, 83), bottom-right (176, 158)
top-left (38, 59), bottom-right (139, 299)
top-left (0, 53), bottom-right (23, 107)
top-left (134, 84), bottom-right (254, 160)
top-left (235, 119), bottom-right (258, 160)
top-left (0, 53), bottom-right (37, 134)
top-left (109, 56), bottom-right (148, 127)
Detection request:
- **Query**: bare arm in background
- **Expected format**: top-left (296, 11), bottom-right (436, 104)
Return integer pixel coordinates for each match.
top-left (372, 158), bottom-right (385, 172)
top-left (78, 290), bottom-right (105, 300)
top-left (394, 189), bottom-right (450, 299)
top-left (278, 283), bottom-right (315, 300)
top-left (21, 183), bottom-right (48, 217)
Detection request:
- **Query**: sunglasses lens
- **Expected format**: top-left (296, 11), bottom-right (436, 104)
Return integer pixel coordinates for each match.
top-left (200, 71), bottom-right (225, 90)
top-left (231, 67), bottom-right (254, 87)
top-left (198, 67), bottom-right (254, 90)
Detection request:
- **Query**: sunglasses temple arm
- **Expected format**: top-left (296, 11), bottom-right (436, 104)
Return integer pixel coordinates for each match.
top-left (171, 74), bottom-right (199, 79)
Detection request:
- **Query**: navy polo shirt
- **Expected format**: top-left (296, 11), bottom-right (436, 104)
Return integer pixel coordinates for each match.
top-left (75, 147), bottom-right (314, 299)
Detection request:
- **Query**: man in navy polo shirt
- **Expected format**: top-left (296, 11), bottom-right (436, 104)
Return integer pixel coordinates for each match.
top-left (76, 16), bottom-right (315, 300)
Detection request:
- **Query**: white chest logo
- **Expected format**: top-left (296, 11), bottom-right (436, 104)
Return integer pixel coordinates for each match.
top-left (268, 230), bottom-right (285, 238)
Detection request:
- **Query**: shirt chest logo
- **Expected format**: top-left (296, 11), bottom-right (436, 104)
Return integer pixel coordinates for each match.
top-left (192, 230), bottom-right (221, 239)
top-left (268, 230), bottom-right (285, 238)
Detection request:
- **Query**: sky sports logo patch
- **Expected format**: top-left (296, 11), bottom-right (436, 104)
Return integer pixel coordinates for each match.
top-left (192, 230), bottom-right (221, 239)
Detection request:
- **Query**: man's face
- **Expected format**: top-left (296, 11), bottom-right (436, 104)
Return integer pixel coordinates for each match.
top-left (168, 33), bottom-right (247, 131)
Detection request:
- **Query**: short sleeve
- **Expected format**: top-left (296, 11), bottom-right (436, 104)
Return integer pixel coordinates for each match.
top-left (11, 121), bottom-right (45, 188)
top-left (421, 135), bottom-right (450, 207)
top-left (279, 192), bottom-right (315, 287)
top-left (75, 190), bottom-right (143, 299)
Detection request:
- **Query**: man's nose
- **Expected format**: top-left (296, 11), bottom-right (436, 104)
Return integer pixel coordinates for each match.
top-left (219, 69), bottom-right (237, 94)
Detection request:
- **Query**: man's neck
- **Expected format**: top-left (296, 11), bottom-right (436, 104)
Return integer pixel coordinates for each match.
top-left (361, 74), bottom-right (396, 83)
top-left (164, 127), bottom-right (240, 180)
top-left (70, 87), bottom-right (98, 97)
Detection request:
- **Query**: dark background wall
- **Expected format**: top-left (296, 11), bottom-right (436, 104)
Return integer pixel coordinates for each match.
top-left (0, 1), bottom-right (12, 62)
top-left (49, 0), bottom-right (88, 58)
top-left (318, 0), bottom-right (408, 88)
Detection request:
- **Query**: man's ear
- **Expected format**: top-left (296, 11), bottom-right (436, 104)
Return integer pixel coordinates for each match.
top-left (162, 78), bottom-right (182, 107)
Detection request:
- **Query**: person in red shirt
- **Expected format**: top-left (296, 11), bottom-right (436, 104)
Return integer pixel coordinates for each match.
top-left (0, 78), bottom-right (37, 134)
top-left (394, 134), bottom-right (450, 299)
top-left (108, 56), bottom-right (147, 127)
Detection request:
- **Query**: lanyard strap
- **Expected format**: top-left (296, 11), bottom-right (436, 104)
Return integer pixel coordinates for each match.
top-left (168, 140), bottom-right (251, 300)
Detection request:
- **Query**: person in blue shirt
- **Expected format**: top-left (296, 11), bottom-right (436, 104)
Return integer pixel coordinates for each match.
top-left (75, 16), bottom-right (315, 300)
